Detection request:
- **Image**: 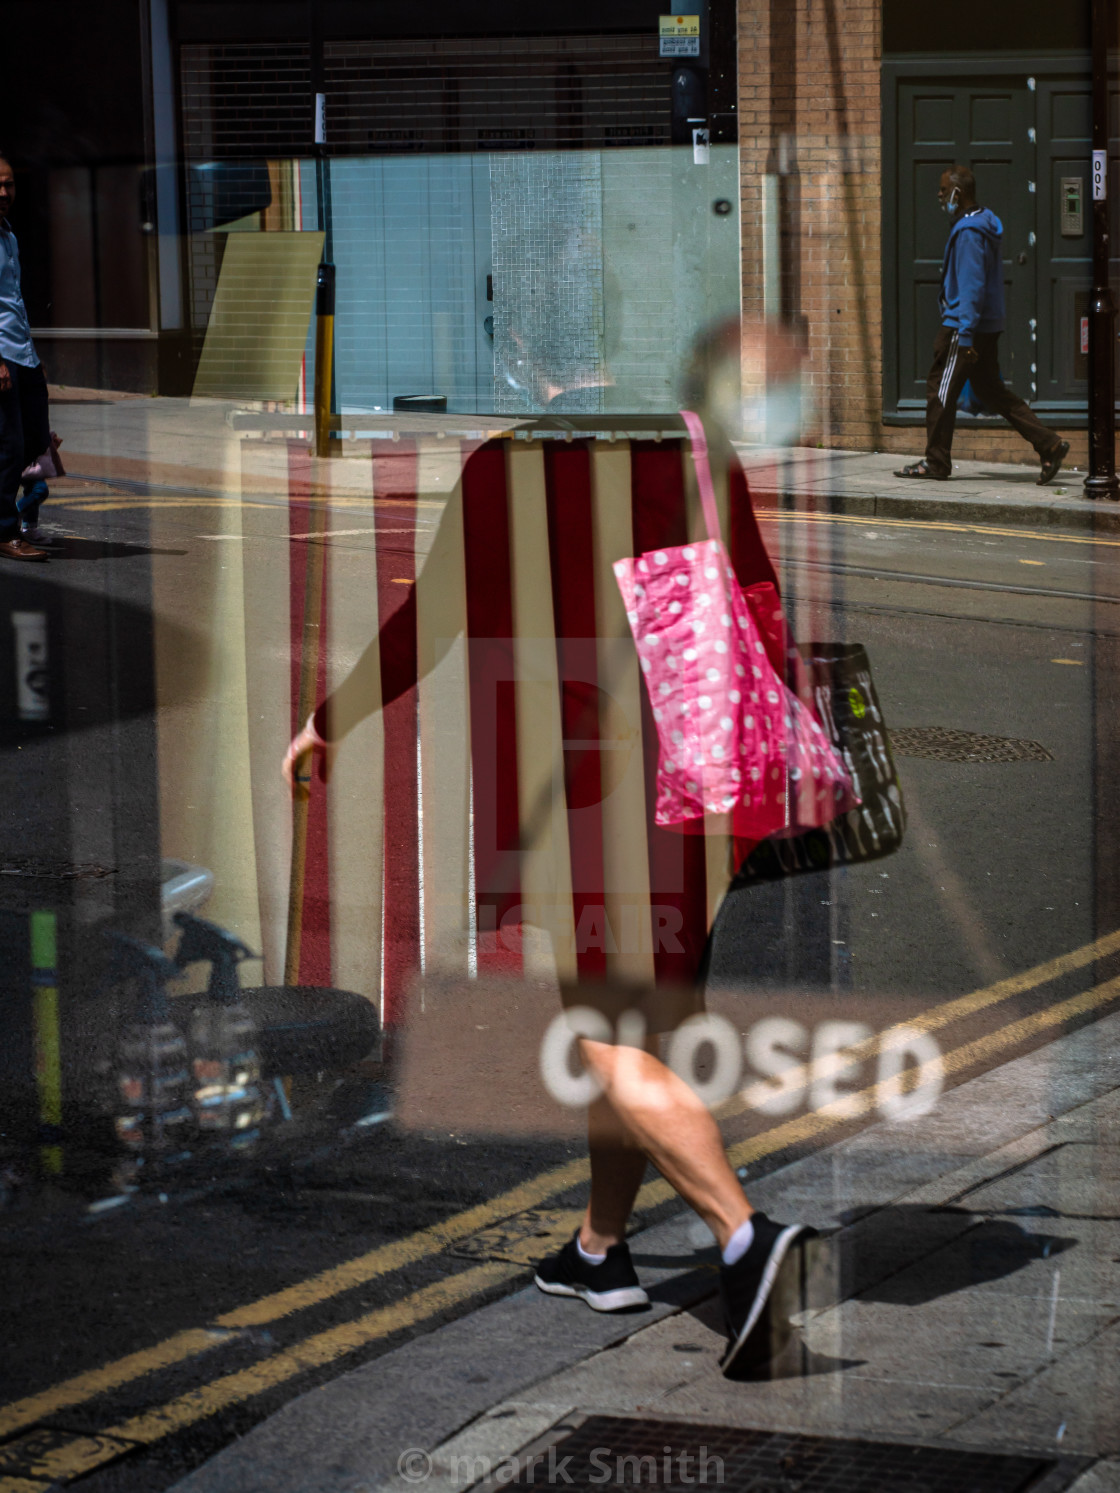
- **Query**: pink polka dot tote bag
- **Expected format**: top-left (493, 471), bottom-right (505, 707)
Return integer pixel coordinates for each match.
top-left (613, 411), bottom-right (857, 833)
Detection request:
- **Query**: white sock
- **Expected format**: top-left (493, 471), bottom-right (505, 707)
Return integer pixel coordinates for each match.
top-left (576, 1235), bottom-right (608, 1266)
top-left (721, 1217), bottom-right (755, 1267)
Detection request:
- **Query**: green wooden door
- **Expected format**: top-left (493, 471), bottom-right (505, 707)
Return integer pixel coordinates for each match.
top-left (894, 75), bottom-right (1036, 411)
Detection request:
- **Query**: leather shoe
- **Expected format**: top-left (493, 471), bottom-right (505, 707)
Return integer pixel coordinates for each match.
top-left (0, 535), bottom-right (48, 562)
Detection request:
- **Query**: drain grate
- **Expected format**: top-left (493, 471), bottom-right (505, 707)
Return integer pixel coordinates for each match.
top-left (0, 858), bottom-right (117, 880)
top-left (506, 1417), bottom-right (1054, 1492)
top-left (450, 1207), bottom-right (584, 1264)
top-left (891, 727), bottom-right (1053, 764)
top-left (0, 1427), bottom-right (137, 1485)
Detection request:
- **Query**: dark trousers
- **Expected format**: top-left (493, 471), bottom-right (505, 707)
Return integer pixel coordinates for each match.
top-left (0, 360), bottom-right (50, 537)
top-left (925, 328), bottom-right (1060, 477)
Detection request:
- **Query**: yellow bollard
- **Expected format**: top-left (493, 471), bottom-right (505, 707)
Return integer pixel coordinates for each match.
top-left (313, 261), bottom-right (336, 460)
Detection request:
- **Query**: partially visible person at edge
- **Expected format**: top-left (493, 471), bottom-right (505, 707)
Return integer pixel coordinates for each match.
top-left (0, 152), bottom-right (51, 562)
top-left (895, 164), bottom-right (1069, 485)
top-left (283, 320), bottom-right (819, 1379)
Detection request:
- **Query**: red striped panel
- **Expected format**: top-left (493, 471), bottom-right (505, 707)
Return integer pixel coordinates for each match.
top-left (729, 455), bottom-right (781, 867)
top-left (461, 442), bottom-right (522, 975)
top-left (544, 443), bottom-right (607, 981)
top-left (372, 440), bottom-right (421, 1027)
top-left (629, 441), bottom-right (711, 984)
top-left (288, 442), bottom-right (332, 986)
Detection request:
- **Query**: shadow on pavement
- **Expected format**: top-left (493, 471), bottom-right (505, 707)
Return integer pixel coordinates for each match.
top-left (810, 1203), bottom-right (1072, 1314)
top-left (47, 536), bottom-right (189, 560)
top-left (973, 469), bottom-right (1045, 482)
top-left (643, 1204), bottom-right (1076, 1384)
top-left (846, 1206), bottom-right (1076, 1307)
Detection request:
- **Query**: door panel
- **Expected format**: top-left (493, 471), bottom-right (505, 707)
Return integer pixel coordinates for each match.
top-left (1036, 84), bottom-right (1090, 404)
top-left (897, 94), bottom-right (959, 401)
top-left (912, 93), bottom-right (955, 145)
top-left (1035, 80), bottom-right (1120, 405)
top-left (44, 166), bottom-right (150, 330)
top-left (971, 93), bottom-right (1014, 144)
top-left (911, 281), bottom-right (943, 389)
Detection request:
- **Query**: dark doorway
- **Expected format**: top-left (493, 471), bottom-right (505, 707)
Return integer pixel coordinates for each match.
top-left (883, 56), bottom-right (1115, 423)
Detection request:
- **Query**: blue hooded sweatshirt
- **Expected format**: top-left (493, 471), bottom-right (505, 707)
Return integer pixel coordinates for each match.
top-left (939, 206), bottom-right (1005, 347)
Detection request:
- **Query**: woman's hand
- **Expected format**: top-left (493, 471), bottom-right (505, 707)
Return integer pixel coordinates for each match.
top-left (282, 714), bottom-right (336, 800)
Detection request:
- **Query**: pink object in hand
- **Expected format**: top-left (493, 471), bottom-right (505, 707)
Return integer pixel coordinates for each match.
top-left (22, 431), bottom-right (65, 481)
top-left (613, 411), bottom-right (857, 832)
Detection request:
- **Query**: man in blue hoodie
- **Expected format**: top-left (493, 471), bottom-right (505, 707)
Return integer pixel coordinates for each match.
top-left (895, 165), bottom-right (1069, 485)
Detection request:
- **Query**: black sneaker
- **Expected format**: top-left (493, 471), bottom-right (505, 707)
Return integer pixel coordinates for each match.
top-left (20, 523), bottom-right (54, 547)
top-left (719, 1212), bottom-right (816, 1376)
top-left (534, 1231), bottom-right (649, 1312)
top-left (1038, 439), bottom-right (1070, 486)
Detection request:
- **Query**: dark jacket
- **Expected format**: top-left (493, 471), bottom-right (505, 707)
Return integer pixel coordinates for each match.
top-left (939, 206), bottom-right (1005, 347)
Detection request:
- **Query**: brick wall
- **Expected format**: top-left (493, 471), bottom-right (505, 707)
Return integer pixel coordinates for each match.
top-left (737, 0), bottom-right (1087, 471)
top-left (738, 0), bottom-right (883, 450)
top-left (878, 426), bottom-right (1089, 471)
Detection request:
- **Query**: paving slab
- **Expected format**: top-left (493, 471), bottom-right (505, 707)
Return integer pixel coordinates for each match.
top-left (1068, 1460), bottom-right (1120, 1492)
top-left (598, 1310), bottom-right (993, 1442)
top-left (169, 1010), bottom-right (1120, 1493)
top-left (951, 1319), bottom-right (1120, 1458)
top-left (737, 446), bottom-right (1117, 533)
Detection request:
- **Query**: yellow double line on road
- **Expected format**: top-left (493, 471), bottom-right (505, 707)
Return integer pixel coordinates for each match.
top-left (755, 506), bottom-right (1120, 551)
top-left (4, 927), bottom-right (1120, 1452)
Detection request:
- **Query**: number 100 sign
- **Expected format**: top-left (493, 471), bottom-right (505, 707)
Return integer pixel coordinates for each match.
top-left (1093, 149), bottom-right (1107, 202)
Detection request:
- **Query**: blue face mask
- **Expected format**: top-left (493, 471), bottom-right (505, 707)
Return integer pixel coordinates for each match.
top-left (941, 186), bottom-right (960, 217)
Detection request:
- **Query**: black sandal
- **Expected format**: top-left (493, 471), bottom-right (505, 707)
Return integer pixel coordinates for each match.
top-left (894, 460), bottom-right (949, 481)
top-left (1037, 440), bottom-right (1070, 486)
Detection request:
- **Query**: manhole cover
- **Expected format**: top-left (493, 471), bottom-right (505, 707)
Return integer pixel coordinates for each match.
top-left (891, 727), bottom-right (1053, 764)
top-left (0, 859), bottom-right (116, 880)
top-left (0, 1427), bottom-right (137, 1484)
top-left (450, 1207), bottom-right (584, 1264)
top-left (504, 1417), bottom-right (1054, 1492)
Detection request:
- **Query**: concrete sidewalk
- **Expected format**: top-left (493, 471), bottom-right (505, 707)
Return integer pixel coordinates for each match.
top-left (47, 387), bottom-right (1117, 533)
top-left (169, 1013), bottom-right (1120, 1493)
top-left (736, 446), bottom-right (1117, 533)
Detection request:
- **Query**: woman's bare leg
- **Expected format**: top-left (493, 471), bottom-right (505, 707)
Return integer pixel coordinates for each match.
top-left (579, 1037), bottom-right (751, 1253)
top-left (581, 1120), bottom-right (648, 1255)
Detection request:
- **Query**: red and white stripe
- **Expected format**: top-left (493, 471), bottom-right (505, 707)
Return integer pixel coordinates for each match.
top-left (239, 428), bottom-right (780, 1029)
